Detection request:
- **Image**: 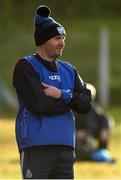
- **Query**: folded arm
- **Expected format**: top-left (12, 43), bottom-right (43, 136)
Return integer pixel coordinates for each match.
top-left (42, 69), bottom-right (92, 114)
top-left (13, 59), bottom-right (69, 116)
top-left (68, 69), bottom-right (91, 113)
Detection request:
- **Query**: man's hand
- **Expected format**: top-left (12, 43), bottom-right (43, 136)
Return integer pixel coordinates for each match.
top-left (42, 82), bottom-right (61, 99)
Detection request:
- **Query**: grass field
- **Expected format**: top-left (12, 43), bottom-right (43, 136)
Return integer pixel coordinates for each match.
top-left (0, 111), bottom-right (121, 179)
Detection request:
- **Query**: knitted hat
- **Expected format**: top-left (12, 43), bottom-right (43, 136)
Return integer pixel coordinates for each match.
top-left (34, 5), bottom-right (66, 46)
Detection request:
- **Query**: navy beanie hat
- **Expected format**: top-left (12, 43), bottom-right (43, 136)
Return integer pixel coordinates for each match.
top-left (34, 5), bottom-right (66, 46)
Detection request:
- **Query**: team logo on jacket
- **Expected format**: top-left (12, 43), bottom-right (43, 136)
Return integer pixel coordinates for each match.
top-left (49, 75), bottom-right (60, 81)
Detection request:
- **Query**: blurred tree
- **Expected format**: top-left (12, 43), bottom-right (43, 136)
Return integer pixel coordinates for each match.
top-left (0, 0), bottom-right (121, 20)
top-left (0, 0), bottom-right (14, 21)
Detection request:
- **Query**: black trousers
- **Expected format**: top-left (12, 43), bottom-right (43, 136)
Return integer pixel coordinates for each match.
top-left (20, 145), bottom-right (74, 179)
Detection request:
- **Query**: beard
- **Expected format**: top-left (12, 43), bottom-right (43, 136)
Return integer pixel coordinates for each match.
top-left (54, 48), bottom-right (63, 58)
top-left (42, 46), bottom-right (64, 61)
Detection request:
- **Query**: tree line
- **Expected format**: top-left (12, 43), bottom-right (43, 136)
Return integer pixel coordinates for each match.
top-left (0, 0), bottom-right (121, 21)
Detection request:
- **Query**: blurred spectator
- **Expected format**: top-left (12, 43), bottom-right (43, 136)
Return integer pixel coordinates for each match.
top-left (74, 83), bottom-right (115, 162)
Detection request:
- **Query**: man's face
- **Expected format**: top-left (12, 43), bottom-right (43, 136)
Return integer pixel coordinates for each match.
top-left (42, 35), bottom-right (65, 60)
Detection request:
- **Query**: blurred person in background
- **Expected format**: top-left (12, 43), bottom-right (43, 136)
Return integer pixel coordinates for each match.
top-left (13, 5), bottom-right (91, 179)
top-left (75, 83), bottom-right (115, 163)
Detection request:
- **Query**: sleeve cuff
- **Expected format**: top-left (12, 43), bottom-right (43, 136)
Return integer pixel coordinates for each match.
top-left (60, 89), bottom-right (73, 104)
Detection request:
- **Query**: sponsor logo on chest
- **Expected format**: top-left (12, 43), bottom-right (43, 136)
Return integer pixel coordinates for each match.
top-left (49, 75), bottom-right (60, 81)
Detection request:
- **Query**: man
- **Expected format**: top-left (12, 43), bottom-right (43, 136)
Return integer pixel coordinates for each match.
top-left (13, 5), bottom-right (91, 179)
top-left (75, 84), bottom-right (115, 162)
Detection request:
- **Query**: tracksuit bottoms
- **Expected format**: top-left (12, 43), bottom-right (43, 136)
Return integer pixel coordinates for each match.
top-left (20, 145), bottom-right (74, 179)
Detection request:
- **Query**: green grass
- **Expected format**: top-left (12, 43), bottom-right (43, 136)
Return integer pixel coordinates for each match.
top-left (0, 118), bottom-right (21, 179)
top-left (0, 109), bottom-right (121, 179)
